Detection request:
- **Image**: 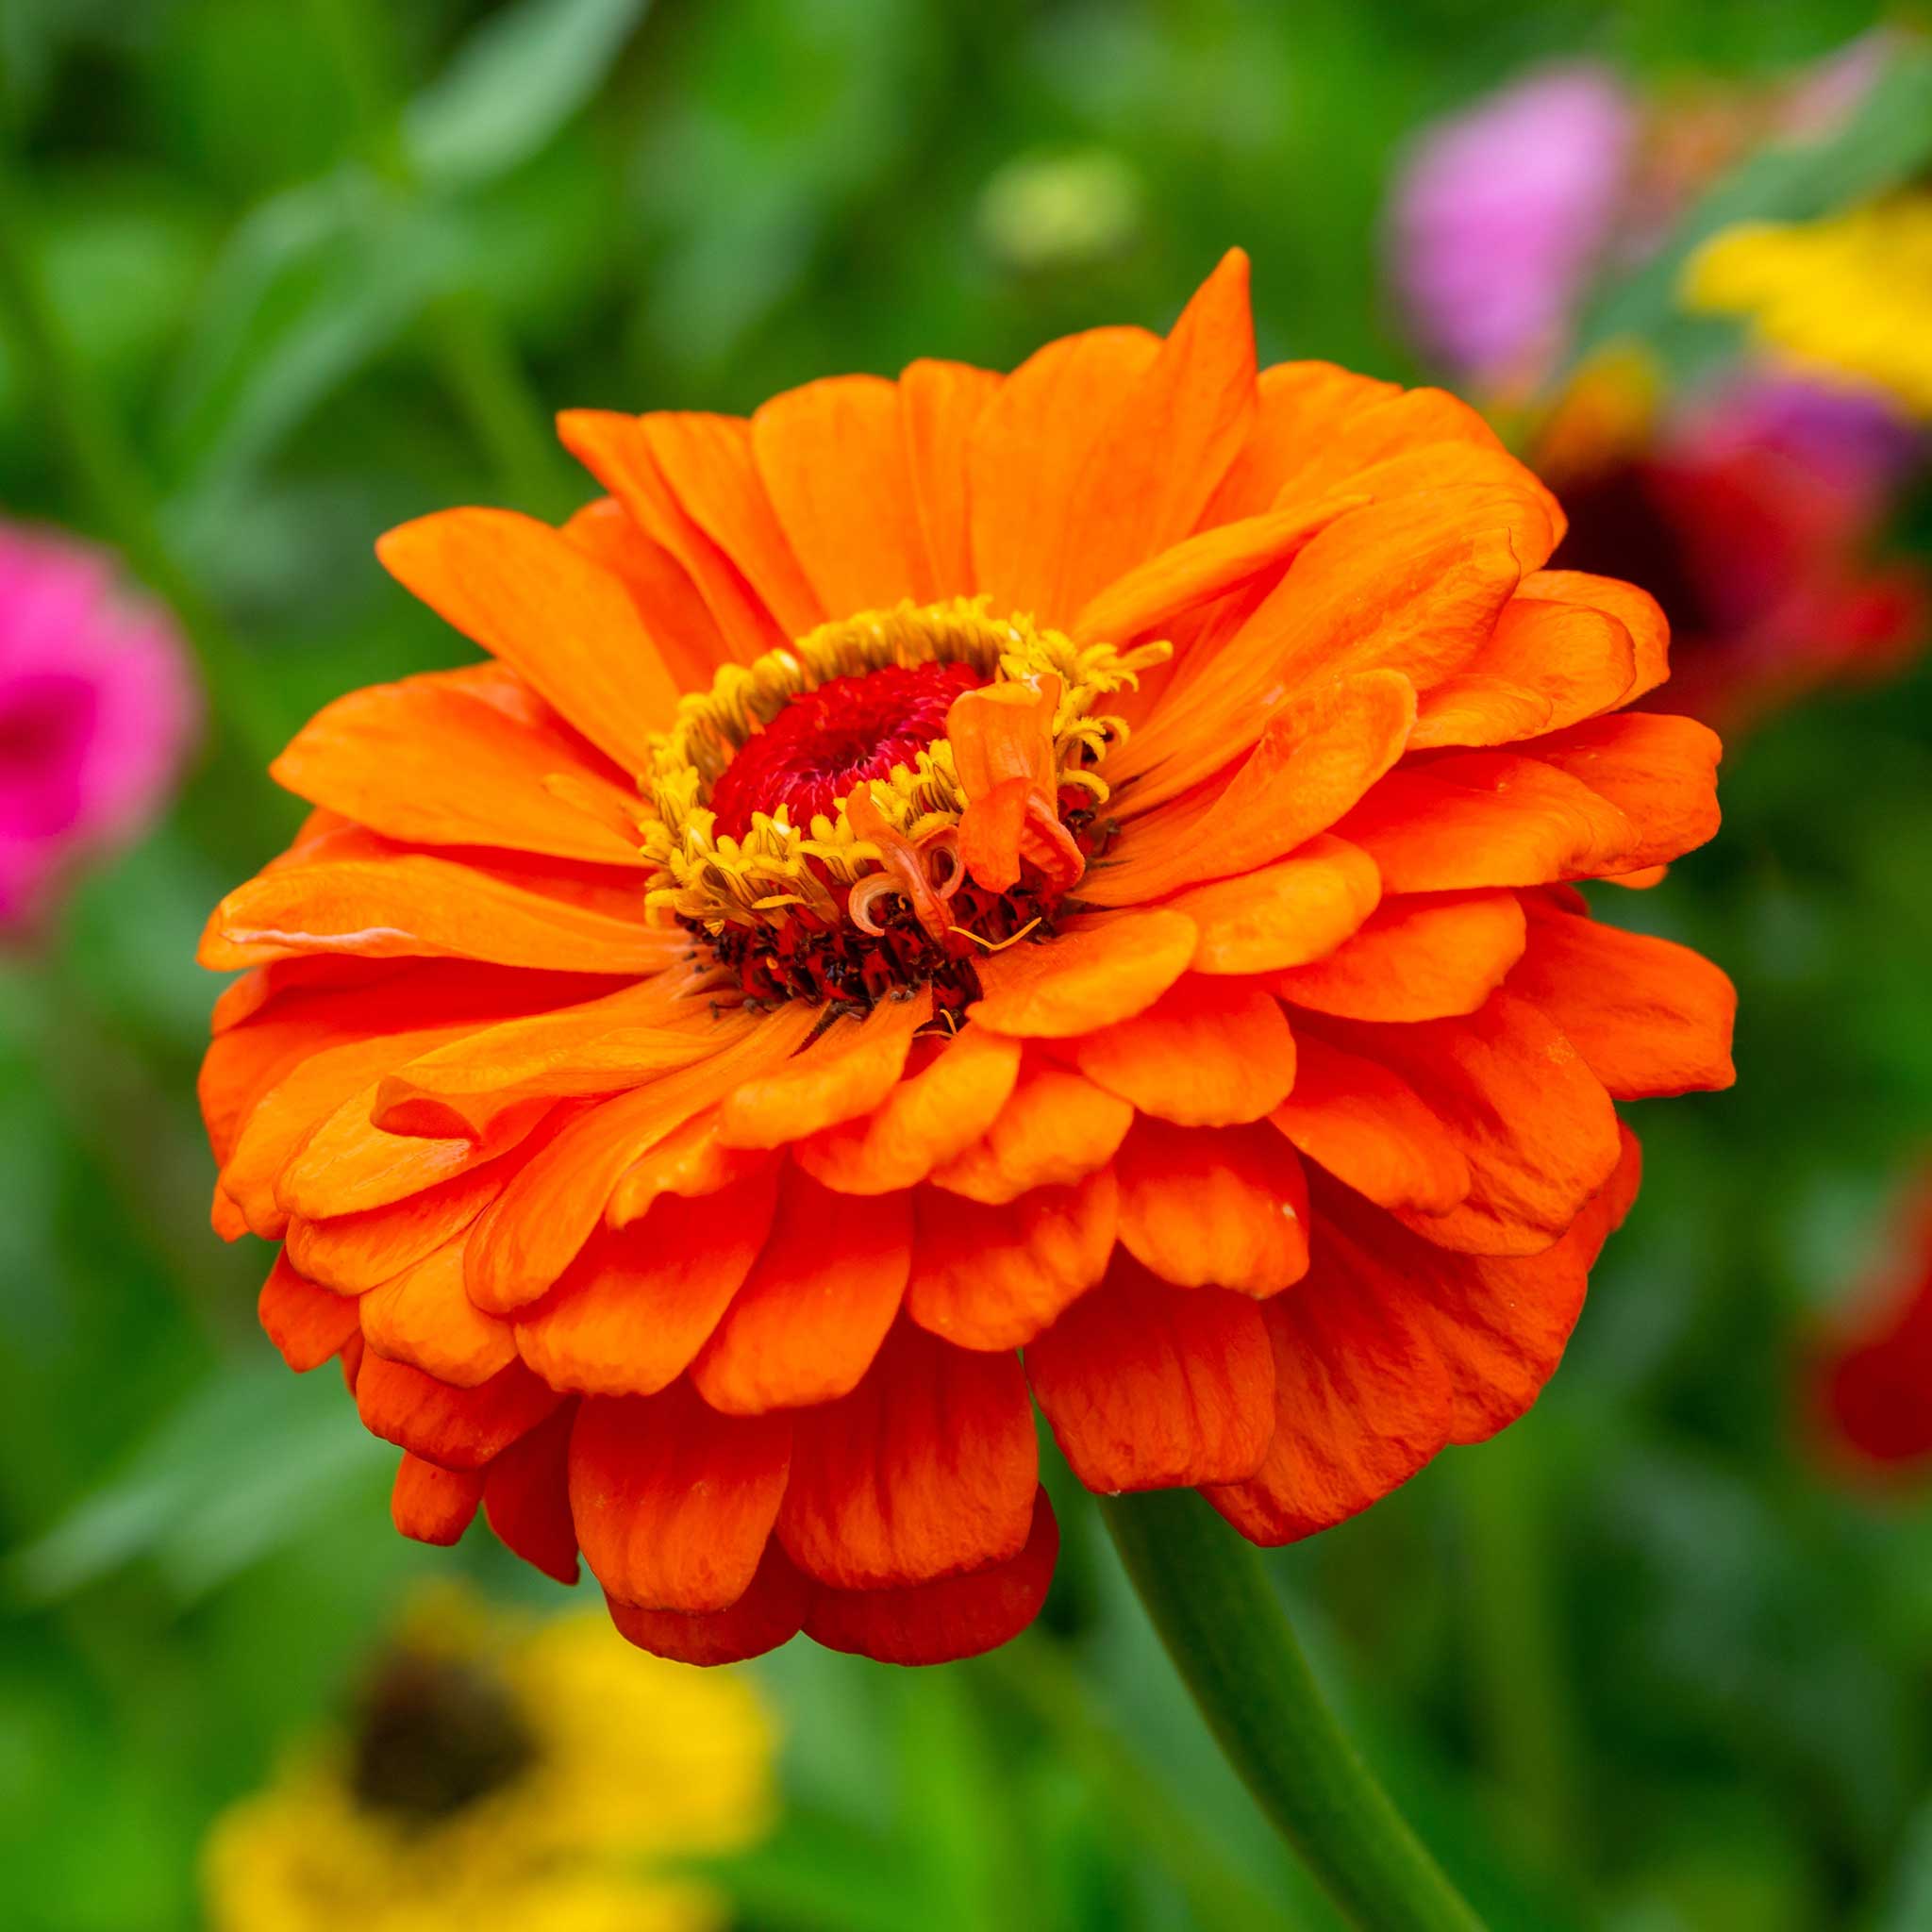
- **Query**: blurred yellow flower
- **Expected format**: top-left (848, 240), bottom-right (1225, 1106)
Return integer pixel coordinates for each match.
top-left (203, 1590), bottom-right (774, 1932)
top-left (1685, 197), bottom-right (1932, 415)
top-left (975, 147), bottom-right (1143, 273)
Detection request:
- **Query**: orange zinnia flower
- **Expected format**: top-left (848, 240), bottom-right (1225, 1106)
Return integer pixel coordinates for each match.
top-left (200, 253), bottom-right (1736, 1667)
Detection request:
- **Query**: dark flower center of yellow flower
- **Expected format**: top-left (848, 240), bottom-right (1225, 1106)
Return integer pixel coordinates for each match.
top-left (350, 1649), bottom-right (538, 1824)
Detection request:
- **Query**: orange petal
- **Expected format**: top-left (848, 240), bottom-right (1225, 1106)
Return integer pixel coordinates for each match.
top-left (1115, 487), bottom-right (1525, 801)
top-left (1508, 900), bottom-right (1737, 1098)
top-left (1025, 1261), bottom-right (1275, 1491)
top-left (967, 910), bottom-right (1198, 1038)
top-left (691, 1172), bottom-right (911, 1414)
top-left (513, 1168), bottom-right (779, 1398)
top-left (929, 1060), bottom-right (1132, 1204)
top-left (1525, 713), bottom-right (1723, 872)
top-left (482, 1402), bottom-right (579, 1585)
top-left (717, 989), bottom-right (931, 1149)
top-left (607, 1108), bottom-right (773, 1225)
top-left (212, 1185), bottom-right (248, 1242)
top-left (201, 960), bottom-right (614, 1158)
top-left (355, 1354), bottom-right (562, 1472)
top-left (199, 849), bottom-right (673, 974)
top-left (375, 508), bottom-right (680, 773)
top-left (794, 1025), bottom-right (1024, 1196)
top-left (968, 325), bottom-right (1160, 617)
top-left (258, 1252), bottom-right (360, 1372)
top-left (753, 375), bottom-right (924, 615)
top-left (777, 1321), bottom-right (1037, 1590)
top-left (1072, 492), bottom-right (1366, 647)
top-left (1114, 1117), bottom-right (1309, 1296)
top-left (1278, 391), bottom-right (1558, 536)
top-left (1165, 835), bottom-right (1382, 974)
top-left (907, 1169), bottom-right (1117, 1351)
top-left (370, 976), bottom-right (724, 1143)
top-left (1272, 891), bottom-right (1526, 1022)
top-left (558, 410), bottom-right (788, 663)
top-left (1203, 1244), bottom-right (1450, 1545)
top-left (1337, 760), bottom-right (1634, 894)
top-left (1052, 249), bottom-right (1258, 614)
top-left (1073, 975), bottom-right (1296, 1126)
top-left (636, 411), bottom-right (821, 636)
top-left (898, 359), bottom-right (1001, 597)
top-left (464, 1007), bottom-right (813, 1313)
top-left (1203, 359), bottom-right (1400, 522)
top-left (570, 1381), bottom-right (791, 1612)
top-left (221, 1020), bottom-right (491, 1238)
top-left (1324, 992), bottom-right (1621, 1256)
top-left (947, 678), bottom-right (1069, 894)
top-left (272, 672), bottom-right (642, 864)
top-left (1523, 568), bottom-right (1670, 704)
top-left (607, 1538), bottom-right (811, 1666)
top-left (1087, 671), bottom-right (1416, 898)
top-left (1414, 595), bottom-right (1637, 748)
top-left (359, 1241), bottom-right (517, 1388)
top-left (560, 495), bottom-right (731, 691)
top-left (1270, 1032), bottom-right (1470, 1216)
top-left (1407, 674), bottom-right (1554, 752)
top-left (391, 1455), bottom-right (483, 1546)
top-left (281, 1143), bottom-right (521, 1289)
top-left (280, 1074), bottom-right (556, 1223)
top-left (1209, 1141), bottom-right (1643, 1544)
top-left (803, 1486), bottom-right (1058, 1665)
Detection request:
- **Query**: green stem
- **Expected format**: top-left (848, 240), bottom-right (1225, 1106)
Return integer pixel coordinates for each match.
top-left (1101, 1489), bottom-right (1486, 1932)
top-left (0, 168), bottom-right (290, 768)
top-left (1451, 1426), bottom-right (1586, 1874)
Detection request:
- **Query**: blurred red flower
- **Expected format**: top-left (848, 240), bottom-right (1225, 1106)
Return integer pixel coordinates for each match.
top-left (1814, 1190), bottom-right (1932, 1472)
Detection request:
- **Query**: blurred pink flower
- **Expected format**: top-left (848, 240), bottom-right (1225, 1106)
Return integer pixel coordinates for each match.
top-left (0, 523), bottom-right (199, 933)
top-left (1390, 63), bottom-right (1636, 390)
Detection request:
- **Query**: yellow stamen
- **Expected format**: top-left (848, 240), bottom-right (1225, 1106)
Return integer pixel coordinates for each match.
top-left (641, 595), bottom-right (1167, 935)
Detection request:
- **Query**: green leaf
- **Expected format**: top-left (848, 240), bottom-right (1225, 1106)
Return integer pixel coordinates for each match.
top-left (7, 1365), bottom-right (389, 1607)
top-left (685, 1808), bottom-right (936, 1932)
top-left (161, 179), bottom-right (459, 498)
top-left (404, 0), bottom-right (653, 192)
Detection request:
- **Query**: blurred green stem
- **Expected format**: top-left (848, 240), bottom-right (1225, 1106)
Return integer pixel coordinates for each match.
top-left (1452, 1424), bottom-right (1587, 1875)
top-left (984, 1634), bottom-right (1299, 1932)
top-left (0, 168), bottom-right (290, 767)
top-left (1102, 1490), bottom-right (1486, 1932)
top-left (306, 0), bottom-right (575, 516)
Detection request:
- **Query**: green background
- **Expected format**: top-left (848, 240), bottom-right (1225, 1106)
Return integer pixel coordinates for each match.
top-left (4, 3), bottom-right (1931, 1927)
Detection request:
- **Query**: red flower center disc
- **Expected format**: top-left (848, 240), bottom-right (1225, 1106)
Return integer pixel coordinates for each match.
top-left (707, 660), bottom-right (987, 837)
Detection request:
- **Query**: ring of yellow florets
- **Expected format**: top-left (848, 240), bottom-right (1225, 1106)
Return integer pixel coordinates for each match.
top-left (635, 596), bottom-right (1167, 1007)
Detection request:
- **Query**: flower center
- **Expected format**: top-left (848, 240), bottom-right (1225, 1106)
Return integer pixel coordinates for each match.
top-left (635, 597), bottom-right (1168, 1010)
top-left (350, 1649), bottom-right (538, 1824)
top-left (707, 659), bottom-right (986, 838)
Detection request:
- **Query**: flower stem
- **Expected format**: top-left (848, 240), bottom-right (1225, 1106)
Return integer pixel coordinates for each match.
top-left (1450, 1424), bottom-right (1586, 1874)
top-left (1100, 1489), bottom-right (1487, 1932)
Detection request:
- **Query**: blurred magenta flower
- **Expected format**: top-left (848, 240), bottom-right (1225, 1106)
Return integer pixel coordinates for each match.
top-left (0, 523), bottom-right (198, 933)
top-left (1390, 64), bottom-right (1636, 391)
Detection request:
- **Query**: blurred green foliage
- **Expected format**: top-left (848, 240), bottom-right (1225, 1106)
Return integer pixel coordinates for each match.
top-left (4, 3), bottom-right (1932, 1929)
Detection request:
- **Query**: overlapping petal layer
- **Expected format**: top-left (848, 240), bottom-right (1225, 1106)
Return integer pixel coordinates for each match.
top-left (203, 252), bottom-right (1734, 1666)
